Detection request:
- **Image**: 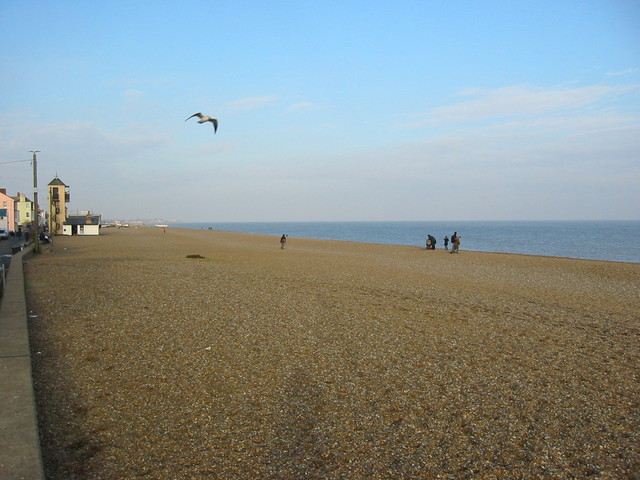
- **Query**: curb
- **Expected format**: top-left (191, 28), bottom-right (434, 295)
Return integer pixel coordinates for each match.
top-left (0, 247), bottom-right (45, 480)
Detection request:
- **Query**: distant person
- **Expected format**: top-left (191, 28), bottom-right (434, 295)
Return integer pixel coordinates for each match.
top-left (280, 234), bottom-right (287, 249)
top-left (444, 236), bottom-right (449, 250)
top-left (427, 234), bottom-right (437, 250)
top-left (452, 235), bottom-right (461, 253)
top-left (450, 232), bottom-right (457, 254)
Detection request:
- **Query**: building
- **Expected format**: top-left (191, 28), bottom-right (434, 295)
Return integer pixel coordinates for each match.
top-left (0, 209), bottom-right (8, 232)
top-left (48, 177), bottom-right (70, 235)
top-left (13, 193), bottom-right (34, 229)
top-left (63, 212), bottom-right (102, 236)
top-left (0, 189), bottom-right (16, 232)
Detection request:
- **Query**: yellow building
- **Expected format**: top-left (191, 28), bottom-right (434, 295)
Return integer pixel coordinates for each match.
top-left (13, 193), bottom-right (34, 229)
top-left (48, 177), bottom-right (70, 235)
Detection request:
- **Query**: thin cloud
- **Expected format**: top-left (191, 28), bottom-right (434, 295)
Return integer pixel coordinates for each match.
top-left (122, 89), bottom-right (145, 101)
top-left (228, 95), bottom-right (278, 111)
top-left (606, 68), bottom-right (638, 77)
top-left (286, 102), bottom-right (323, 112)
top-left (410, 84), bottom-right (633, 126)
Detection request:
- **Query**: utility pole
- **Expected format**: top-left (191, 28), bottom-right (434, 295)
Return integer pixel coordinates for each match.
top-left (29, 150), bottom-right (40, 253)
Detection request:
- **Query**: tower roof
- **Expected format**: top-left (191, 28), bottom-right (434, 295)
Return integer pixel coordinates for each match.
top-left (48, 177), bottom-right (67, 186)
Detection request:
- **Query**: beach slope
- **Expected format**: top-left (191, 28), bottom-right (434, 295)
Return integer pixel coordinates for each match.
top-left (25, 227), bottom-right (639, 479)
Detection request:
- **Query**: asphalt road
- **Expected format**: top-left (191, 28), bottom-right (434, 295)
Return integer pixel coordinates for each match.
top-left (0, 235), bottom-right (28, 270)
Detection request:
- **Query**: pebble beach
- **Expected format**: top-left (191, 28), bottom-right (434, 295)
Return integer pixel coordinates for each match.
top-left (25, 226), bottom-right (640, 479)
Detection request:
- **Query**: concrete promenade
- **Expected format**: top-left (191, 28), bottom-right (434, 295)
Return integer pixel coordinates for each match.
top-left (0, 246), bottom-right (45, 480)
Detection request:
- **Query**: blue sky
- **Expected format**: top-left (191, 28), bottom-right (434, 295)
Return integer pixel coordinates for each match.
top-left (1, 1), bottom-right (639, 221)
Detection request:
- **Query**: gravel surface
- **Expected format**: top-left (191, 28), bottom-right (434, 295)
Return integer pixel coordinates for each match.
top-left (25, 226), bottom-right (640, 479)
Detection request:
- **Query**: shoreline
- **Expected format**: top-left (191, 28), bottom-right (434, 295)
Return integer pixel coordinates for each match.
top-left (206, 227), bottom-right (640, 265)
top-left (25, 227), bottom-right (640, 479)
top-left (165, 221), bottom-right (640, 265)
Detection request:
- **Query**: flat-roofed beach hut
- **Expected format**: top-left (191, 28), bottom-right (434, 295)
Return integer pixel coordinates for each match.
top-left (63, 213), bottom-right (102, 236)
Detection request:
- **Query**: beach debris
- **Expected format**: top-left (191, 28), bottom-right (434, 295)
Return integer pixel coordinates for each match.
top-left (185, 112), bottom-right (218, 133)
top-left (186, 254), bottom-right (205, 259)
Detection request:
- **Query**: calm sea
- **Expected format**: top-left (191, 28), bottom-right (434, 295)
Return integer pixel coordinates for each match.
top-left (168, 221), bottom-right (640, 264)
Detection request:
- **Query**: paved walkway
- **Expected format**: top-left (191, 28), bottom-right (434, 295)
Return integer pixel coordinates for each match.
top-left (0, 246), bottom-right (45, 479)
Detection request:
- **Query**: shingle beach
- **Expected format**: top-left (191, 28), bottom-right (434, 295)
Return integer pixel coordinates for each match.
top-left (25, 226), bottom-right (640, 479)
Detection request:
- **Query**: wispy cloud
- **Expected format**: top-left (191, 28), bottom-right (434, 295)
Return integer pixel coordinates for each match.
top-left (122, 89), bottom-right (145, 101)
top-left (410, 84), bottom-right (636, 126)
top-left (286, 101), bottom-right (323, 112)
top-left (228, 95), bottom-right (278, 111)
top-left (606, 68), bottom-right (638, 77)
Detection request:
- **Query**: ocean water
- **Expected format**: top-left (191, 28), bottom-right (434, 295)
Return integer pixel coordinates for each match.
top-left (168, 221), bottom-right (640, 264)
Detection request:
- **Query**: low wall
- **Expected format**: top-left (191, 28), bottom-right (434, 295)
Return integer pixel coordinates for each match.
top-left (0, 247), bottom-right (45, 480)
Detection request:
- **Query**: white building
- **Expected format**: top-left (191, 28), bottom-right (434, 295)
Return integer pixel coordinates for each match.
top-left (63, 213), bottom-right (102, 236)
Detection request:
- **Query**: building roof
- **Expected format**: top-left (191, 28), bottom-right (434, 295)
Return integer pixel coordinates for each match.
top-left (48, 177), bottom-right (67, 186)
top-left (13, 193), bottom-right (32, 202)
top-left (64, 214), bottom-right (102, 226)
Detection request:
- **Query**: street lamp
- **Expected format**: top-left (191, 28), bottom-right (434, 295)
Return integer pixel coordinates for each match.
top-left (29, 150), bottom-right (40, 253)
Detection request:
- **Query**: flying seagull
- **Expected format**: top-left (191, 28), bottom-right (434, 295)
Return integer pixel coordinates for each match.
top-left (185, 112), bottom-right (218, 133)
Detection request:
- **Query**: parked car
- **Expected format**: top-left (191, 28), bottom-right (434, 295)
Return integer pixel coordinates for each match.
top-left (0, 229), bottom-right (8, 240)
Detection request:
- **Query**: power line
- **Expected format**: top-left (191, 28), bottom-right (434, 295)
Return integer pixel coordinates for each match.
top-left (0, 159), bottom-right (31, 165)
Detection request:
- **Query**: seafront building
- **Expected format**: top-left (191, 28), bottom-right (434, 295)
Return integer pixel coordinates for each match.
top-left (0, 189), bottom-right (16, 232)
top-left (0, 177), bottom-right (101, 237)
top-left (63, 213), bottom-right (102, 236)
top-left (48, 176), bottom-right (70, 235)
top-left (13, 193), bottom-right (35, 229)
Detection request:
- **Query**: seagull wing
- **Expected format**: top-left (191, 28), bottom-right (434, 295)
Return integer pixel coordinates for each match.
top-left (212, 118), bottom-right (218, 133)
top-left (185, 112), bottom-right (202, 122)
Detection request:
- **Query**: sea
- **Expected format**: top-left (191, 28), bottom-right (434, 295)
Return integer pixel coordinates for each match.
top-left (167, 220), bottom-right (640, 264)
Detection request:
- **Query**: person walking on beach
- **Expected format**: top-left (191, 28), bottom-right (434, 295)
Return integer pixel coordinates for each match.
top-left (280, 234), bottom-right (287, 249)
top-left (450, 232), bottom-right (457, 254)
top-left (444, 236), bottom-right (449, 250)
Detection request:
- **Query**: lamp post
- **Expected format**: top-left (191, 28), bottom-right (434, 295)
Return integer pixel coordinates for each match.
top-left (29, 150), bottom-right (40, 253)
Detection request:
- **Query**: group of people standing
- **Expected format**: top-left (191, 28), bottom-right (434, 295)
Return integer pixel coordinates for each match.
top-left (427, 232), bottom-right (461, 253)
top-left (281, 232), bottom-right (460, 252)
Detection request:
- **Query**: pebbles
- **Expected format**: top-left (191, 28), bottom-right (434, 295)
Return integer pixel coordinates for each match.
top-left (26, 227), bottom-right (640, 479)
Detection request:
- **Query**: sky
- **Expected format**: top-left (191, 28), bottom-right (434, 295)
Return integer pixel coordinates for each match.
top-left (1, 0), bottom-right (639, 222)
